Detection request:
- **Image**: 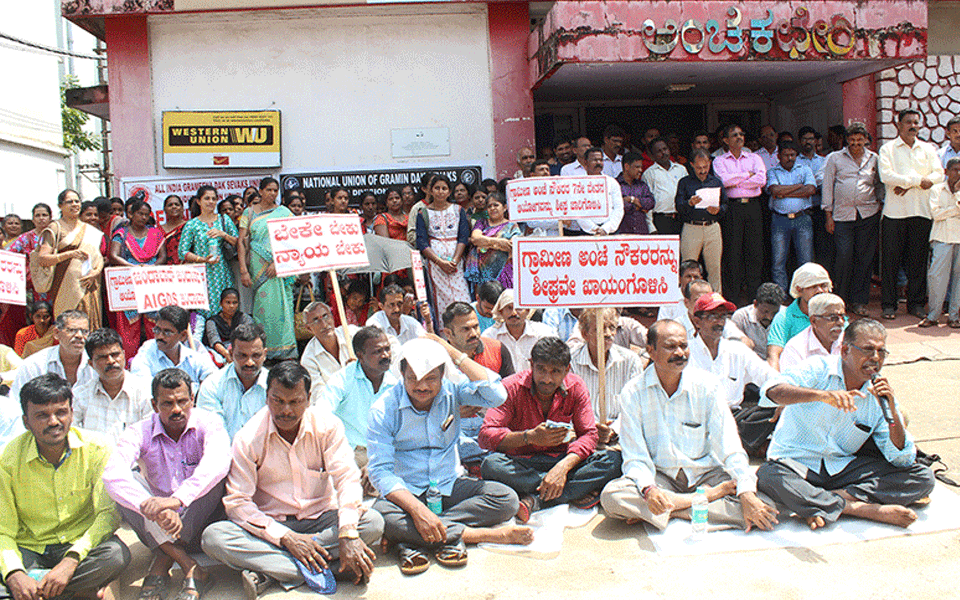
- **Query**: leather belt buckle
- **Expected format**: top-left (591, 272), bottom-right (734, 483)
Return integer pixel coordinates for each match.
top-left (787, 212), bottom-right (797, 219)
top-left (739, 198), bottom-right (751, 203)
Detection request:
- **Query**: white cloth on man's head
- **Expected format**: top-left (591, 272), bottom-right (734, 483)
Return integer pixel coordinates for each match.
top-left (789, 263), bottom-right (831, 298)
top-left (398, 338), bottom-right (451, 380)
top-left (491, 289), bottom-right (515, 321)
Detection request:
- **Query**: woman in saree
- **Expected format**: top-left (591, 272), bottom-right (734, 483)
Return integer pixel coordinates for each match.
top-left (160, 194), bottom-right (187, 265)
top-left (238, 176), bottom-right (296, 360)
top-left (109, 196), bottom-right (166, 357)
top-left (179, 185), bottom-right (238, 348)
top-left (373, 187), bottom-right (408, 241)
top-left (36, 189), bottom-right (105, 328)
top-left (0, 203), bottom-right (53, 345)
top-left (415, 173), bottom-right (471, 319)
top-left (464, 192), bottom-right (521, 290)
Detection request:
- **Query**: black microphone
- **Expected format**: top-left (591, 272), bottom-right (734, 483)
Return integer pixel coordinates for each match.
top-left (870, 373), bottom-right (896, 425)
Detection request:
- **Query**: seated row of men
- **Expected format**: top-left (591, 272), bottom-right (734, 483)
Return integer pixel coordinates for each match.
top-left (0, 298), bottom-right (935, 598)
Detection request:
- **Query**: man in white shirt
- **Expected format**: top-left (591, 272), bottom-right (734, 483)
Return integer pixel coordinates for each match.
top-left (8, 309), bottom-right (95, 409)
top-left (559, 136), bottom-right (592, 177)
top-left (731, 283), bottom-right (785, 361)
top-left (129, 305), bottom-right (217, 387)
top-left (878, 108), bottom-right (945, 319)
top-left (480, 290), bottom-right (557, 373)
top-left (601, 125), bottom-right (625, 178)
top-left (642, 138), bottom-right (689, 235)
top-left (300, 301), bottom-right (358, 405)
top-left (366, 284), bottom-right (427, 345)
top-left (755, 125), bottom-right (780, 173)
top-left (780, 294), bottom-right (845, 371)
top-left (568, 147), bottom-right (624, 236)
top-left (73, 328), bottom-right (152, 440)
top-left (599, 320), bottom-right (778, 532)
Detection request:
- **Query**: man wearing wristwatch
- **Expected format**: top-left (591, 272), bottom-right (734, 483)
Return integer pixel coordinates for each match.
top-left (201, 361), bottom-right (383, 598)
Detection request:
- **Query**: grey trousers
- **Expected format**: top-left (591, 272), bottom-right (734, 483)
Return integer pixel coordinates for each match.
top-left (200, 509), bottom-right (384, 589)
top-left (601, 467), bottom-right (766, 531)
top-left (373, 476), bottom-right (518, 547)
top-left (1, 536), bottom-right (130, 598)
top-left (757, 456), bottom-right (936, 525)
top-left (119, 480), bottom-right (225, 551)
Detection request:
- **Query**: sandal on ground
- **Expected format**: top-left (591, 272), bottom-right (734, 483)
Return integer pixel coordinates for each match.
top-left (881, 309), bottom-right (896, 320)
top-left (174, 573), bottom-right (216, 600)
top-left (516, 494), bottom-right (540, 524)
top-left (950, 320), bottom-right (960, 329)
top-left (138, 574), bottom-right (169, 600)
top-left (241, 570), bottom-right (272, 600)
top-left (571, 490), bottom-right (601, 510)
top-left (918, 318), bottom-right (938, 328)
top-left (850, 305), bottom-right (869, 317)
top-left (435, 539), bottom-right (468, 568)
top-left (398, 543), bottom-right (430, 575)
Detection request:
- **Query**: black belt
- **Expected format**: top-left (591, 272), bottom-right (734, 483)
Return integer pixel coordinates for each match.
top-left (687, 220), bottom-right (717, 226)
top-left (734, 196), bottom-right (760, 203)
top-left (776, 208), bottom-right (811, 219)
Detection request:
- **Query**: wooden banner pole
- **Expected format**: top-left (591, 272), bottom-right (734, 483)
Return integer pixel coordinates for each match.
top-left (596, 309), bottom-right (607, 423)
top-left (329, 269), bottom-right (356, 360)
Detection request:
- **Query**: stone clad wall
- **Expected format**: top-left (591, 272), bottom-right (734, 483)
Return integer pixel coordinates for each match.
top-left (876, 56), bottom-right (960, 145)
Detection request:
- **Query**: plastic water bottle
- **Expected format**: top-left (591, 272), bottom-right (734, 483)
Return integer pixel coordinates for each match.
top-left (427, 480), bottom-right (443, 515)
top-left (691, 486), bottom-right (708, 538)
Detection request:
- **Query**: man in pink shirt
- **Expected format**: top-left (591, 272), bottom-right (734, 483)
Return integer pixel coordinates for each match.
top-left (201, 361), bottom-right (383, 598)
top-left (713, 124), bottom-right (767, 304)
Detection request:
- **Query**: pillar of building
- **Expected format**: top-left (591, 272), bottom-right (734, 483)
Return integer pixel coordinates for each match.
top-left (487, 2), bottom-right (535, 179)
top-left (105, 15), bottom-right (155, 185)
top-left (842, 73), bottom-right (878, 143)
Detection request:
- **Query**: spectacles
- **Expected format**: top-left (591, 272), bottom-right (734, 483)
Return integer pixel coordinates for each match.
top-left (813, 313), bottom-right (845, 323)
top-left (847, 342), bottom-right (890, 359)
top-left (62, 327), bottom-right (89, 337)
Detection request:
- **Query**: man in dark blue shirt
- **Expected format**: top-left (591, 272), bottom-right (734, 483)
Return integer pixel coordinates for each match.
top-left (675, 149), bottom-right (728, 295)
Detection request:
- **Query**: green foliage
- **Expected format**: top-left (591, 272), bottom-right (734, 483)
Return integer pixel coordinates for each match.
top-left (61, 75), bottom-right (101, 153)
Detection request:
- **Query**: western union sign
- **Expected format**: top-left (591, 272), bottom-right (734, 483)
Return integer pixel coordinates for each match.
top-left (162, 110), bottom-right (281, 169)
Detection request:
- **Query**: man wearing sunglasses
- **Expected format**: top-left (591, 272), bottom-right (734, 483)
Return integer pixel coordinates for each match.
top-left (779, 293), bottom-right (846, 371)
top-left (757, 318), bottom-right (935, 531)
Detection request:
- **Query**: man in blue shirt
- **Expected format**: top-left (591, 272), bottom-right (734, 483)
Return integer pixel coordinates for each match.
top-left (757, 319), bottom-right (935, 530)
top-left (367, 337), bottom-right (531, 575)
top-left (796, 126), bottom-right (831, 273)
top-left (766, 141), bottom-right (817, 293)
top-left (196, 323), bottom-right (268, 439)
top-left (130, 306), bottom-right (217, 387)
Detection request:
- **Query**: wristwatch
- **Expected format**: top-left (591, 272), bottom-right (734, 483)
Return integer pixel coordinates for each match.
top-left (454, 352), bottom-right (468, 366)
top-left (338, 528), bottom-right (359, 540)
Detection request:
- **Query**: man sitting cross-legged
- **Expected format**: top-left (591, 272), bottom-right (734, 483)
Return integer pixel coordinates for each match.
top-left (600, 320), bottom-right (779, 532)
top-left (479, 337), bottom-right (622, 521)
top-left (102, 368), bottom-right (230, 600)
top-left (367, 337), bottom-right (532, 576)
top-left (757, 319), bottom-right (935, 530)
top-left (0, 374), bottom-right (130, 600)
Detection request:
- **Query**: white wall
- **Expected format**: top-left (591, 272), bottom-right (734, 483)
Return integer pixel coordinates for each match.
top-left (148, 4), bottom-right (494, 179)
top-left (771, 78), bottom-right (843, 140)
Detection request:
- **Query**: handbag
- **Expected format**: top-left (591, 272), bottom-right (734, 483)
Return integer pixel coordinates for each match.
top-left (30, 226), bottom-right (59, 294)
top-left (219, 215), bottom-right (238, 261)
top-left (294, 284), bottom-right (317, 341)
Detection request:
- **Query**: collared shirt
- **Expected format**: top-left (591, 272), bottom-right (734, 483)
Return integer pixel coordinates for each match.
top-left (615, 174), bottom-right (655, 235)
top-left (224, 407), bottom-right (363, 546)
top-left (766, 163), bottom-right (816, 215)
top-left (730, 304), bottom-right (783, 360)
top-left (878, 136), bottom-right (945, 219)
top-left (197, 364), bottom-right (269, 439)
top-left (687, 336), bottom-right (777, 409)
top-left (779, 325), bottom-right (843, 372)
top-left (619, 365), bottom-right (756, 496)
top-left (559, 161), bottom-right (587, 177)
top-left (761, 356), bottom-right (916, 476)
top-left (822, 147), bottom-right (884, 221)
top-left (0, 428), bottom-right (119, 579)
top-left (794, 153), bottom-right (826, 207)
top-left (481, 320), bottom-right (558, 373)
top-left (657, 300), bottom-right (745, 341)
top-left (129, 340), bottom-right (216, 387)
top-left (674, 173), bottom-right (728, 223)
top-left (938, 142), bottom-right (960, 168)
top-left (479, 370), bottom-right (597, 460)
top-left (72, 373), bottom-right (153, 440)
top-left (929, 181), bottom-right (960, 244)
top-left (641, 161), bottom-right (689, 215)
top-left (713, 151), bottom-right (767, 198)
top-left (300, 326), bottom-right (357, 405)
top-left (541, 308), bottom-right (580, 342)
top-left (573, 174), bottom-right (624, 235)
top-left (766, 299), bottom-right (809, 349)
top-left (755, 146), bottom-right (780, 172)
top-left (603, 152), bottom-right (623, 178)
top-left (8, 346), bottom-right (95, 410)
top-left (365, 311), bottom-right (425, 345)
top-left (568, 344), bottom-right (644, 424)
top-left (318, 362), bottom-right (399, 449)
top-left (102, 409), bottom-right (230, 512)
top-left (367, 374), bottom-right (506, 497)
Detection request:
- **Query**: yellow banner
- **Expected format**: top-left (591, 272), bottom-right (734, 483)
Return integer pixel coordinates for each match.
top-left (162, 111), bottom-right (281, 155)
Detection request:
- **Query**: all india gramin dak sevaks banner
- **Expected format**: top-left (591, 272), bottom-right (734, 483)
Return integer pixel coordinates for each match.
top-left (162, 110), bottom-right (281, 169)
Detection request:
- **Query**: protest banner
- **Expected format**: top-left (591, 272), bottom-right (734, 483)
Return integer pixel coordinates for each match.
top-left (129, 265), bottom-right (209, 313)
top-left (410, 250), bottom-right (428, 302)
top-left (103, 267), bottom-right (138, 312)
top-left (267, 214), bottom-right (370, 278)
top-left (506, 176), bottom-right (610, 223)
top-left (120, 173), bottom-right (273, 225)
top-left (0, 251), bottom-right (26, 306)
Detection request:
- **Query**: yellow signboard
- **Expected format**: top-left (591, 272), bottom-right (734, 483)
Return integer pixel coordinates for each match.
top-left (161, 110), bottom-right (281, 168)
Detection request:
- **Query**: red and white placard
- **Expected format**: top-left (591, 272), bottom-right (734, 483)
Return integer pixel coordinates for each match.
top-left (129, 265), bottom-right (210, 313)
top-left (267, 214), bottom-right (369, 277)
top-left (0, 250), bottom-right (26, 306)
top-left (506, 175), bottom-right (610, 222)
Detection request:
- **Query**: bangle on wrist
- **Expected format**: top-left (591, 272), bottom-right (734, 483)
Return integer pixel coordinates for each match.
top-left (641, 485), bottom-right (657, 500)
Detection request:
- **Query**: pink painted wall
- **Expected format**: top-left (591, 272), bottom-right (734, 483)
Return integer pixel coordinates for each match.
top-left (488, 2), bottom-right (535, 179)
top-left (843, 74), bottom-right (878, 143)
top-left (105, 15), bottom-right (156, 184)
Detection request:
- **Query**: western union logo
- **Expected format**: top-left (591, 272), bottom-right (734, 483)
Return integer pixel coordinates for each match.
top-left (167, 127), bottom-right (275, 147)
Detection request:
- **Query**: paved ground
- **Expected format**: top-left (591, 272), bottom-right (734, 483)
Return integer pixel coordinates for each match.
top-left (114, 313), bottom-right (960, 600)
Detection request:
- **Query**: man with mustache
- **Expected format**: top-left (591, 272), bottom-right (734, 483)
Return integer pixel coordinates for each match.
top-left (72, 328), bottom-right (152, 440)
top-left (0, 374), bottom-right (130, 600)
top-left (317, 326), bottom-right (398, 493)
top-left (130, 305), bottom-right (217, 387)
top-left (366, 284), bottom-right (427, 345)
top-left (103, 368), bottom-right (230, 600)
top-left (757, 319), bottom-right (935, 530)
top-left (480, 290), bottom-right (556, 373)
top-left (779, 293), bottom-right (846, 371)
top-left (731, 283), bottom-right (785, 360)
top-left (600, 320), bottom-right (778, 533)
top-left (197, 323), bottom-right (269, 439)
top-left (878, 108), bottom-right (944, 320)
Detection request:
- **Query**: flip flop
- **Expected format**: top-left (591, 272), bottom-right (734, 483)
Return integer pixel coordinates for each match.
top-left (398, 543), bottom-right (430, 576)
top-left (174, 573), bottom-right (216, 600)
top-left (138, 575), bottom-right (169, 600)
top-left (516, 494), bottom-right (540, 524)
top-left (435, 539), bottom-right (468, 568)
top-left (571, 490), bottom-right (601, 510)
